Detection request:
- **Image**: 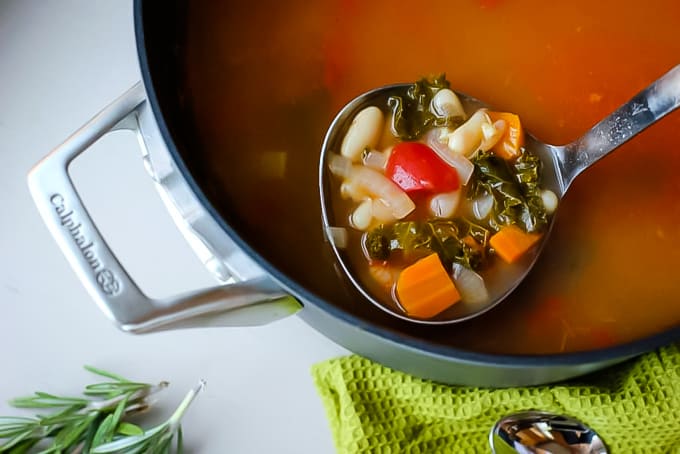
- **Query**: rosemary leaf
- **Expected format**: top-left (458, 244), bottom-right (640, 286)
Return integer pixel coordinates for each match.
top-left (52, 413), bottom-right (97, 451)
top-left (5, 438), bottom-right (40, 454)
top-left (83, 366), bottom-right (132, 383)
top-left (91, 397), bottom-right (127, 448)
top-left (176, 427), bottom-right (183, 454)
top-left (0, 430), bottom-right (36, 453)
top-left (10, 394), bottom-right (87, 409)
top-left (0, 418), bottom-right (38, 438)
top-left (84, 383), bottom-right (150, 399)
top-left (116, 423), bottom-right (143, 437)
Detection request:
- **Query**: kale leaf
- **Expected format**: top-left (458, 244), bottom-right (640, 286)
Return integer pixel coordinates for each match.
top-left (365, 226), bottom-right (391, 261)
top-left (388, 74), bottom-right (464, 141)
top-left (364, 219), bottom-right (490, 270)
top-left (468, 150), bottom-right (548, 233)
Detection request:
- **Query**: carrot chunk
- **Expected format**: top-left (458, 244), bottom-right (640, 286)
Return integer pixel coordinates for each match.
top-left (487, 111), bottom-right (524, 160)
top-left (490, 225), bottom-right (541, 263)
top-left (396, 253), bottom-right (461, 318)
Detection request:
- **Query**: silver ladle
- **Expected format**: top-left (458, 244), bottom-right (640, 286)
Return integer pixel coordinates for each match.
top-left (319, 65), bottom-right (680, 324)
top-left (490, 411), bottom-right (607, 454)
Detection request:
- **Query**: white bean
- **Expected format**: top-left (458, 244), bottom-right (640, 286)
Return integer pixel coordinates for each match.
top-left (430, 88), bottom-right (467, 120)
top-left (350, 199), bottom-right (373, 231)
top-left (541, 189), bottom-right (559, 214)
top-left (340, 106), bottom-right (384, 162)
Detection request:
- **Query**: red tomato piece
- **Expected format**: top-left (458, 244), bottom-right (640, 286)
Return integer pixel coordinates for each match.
top-left (385, 142), bottom-right (460, 194)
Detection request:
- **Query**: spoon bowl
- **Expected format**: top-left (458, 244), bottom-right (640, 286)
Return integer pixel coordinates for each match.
top-left (320, 65), bottom-right (680, 324)
top-left (490, 411), bottom-right (608, 454)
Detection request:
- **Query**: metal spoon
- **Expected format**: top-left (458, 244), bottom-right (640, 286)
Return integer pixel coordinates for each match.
top-left (490, 411), bottom-right (607, 454)
top-left (319, 65), bottom-right (680, 324)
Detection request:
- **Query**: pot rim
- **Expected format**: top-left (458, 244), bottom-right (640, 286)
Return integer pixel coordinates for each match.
top-left (133, 0), bottom-right (680, 367)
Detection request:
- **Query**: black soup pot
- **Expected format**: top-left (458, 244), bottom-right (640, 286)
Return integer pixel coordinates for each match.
top-left (27, 0), bottom-right (680, 387)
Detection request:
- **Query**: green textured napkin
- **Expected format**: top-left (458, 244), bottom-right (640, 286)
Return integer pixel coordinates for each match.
top-left (312, 344), bottom-right (680, 453)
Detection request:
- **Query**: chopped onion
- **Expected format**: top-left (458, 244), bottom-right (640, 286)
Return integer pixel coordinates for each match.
top-left (331, 153), bottom-right (414, 219)
top-left (362, 149), bottom-right (389, 171)
top-left (328, 153), bottom-right (353, 178)
top-left (426, 132), bottom-right (475, 185)
top-left (429, 191), bottom-right (461, 218)
top-left (346, 165), bottom-right (415, 219)
top-left (423, 127), bottom-right (450, 146)
top-left (372, 198), bottom-right (397, 223)
top-left (325, 226), bottom-right (348, 249)
top-left (340, 179), bottom-right (369, 202)
top-left (541, 189), bottom-right (559, 214)
top-left (471, 194), bottom-right (494, 220)
top-left (479, 119), bottom-right (507, 152)
top-left (452, 263), bottom-right (489, 306)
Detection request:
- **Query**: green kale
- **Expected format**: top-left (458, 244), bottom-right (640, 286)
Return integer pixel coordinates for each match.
top-left (364, 219), bottom-right (491, 270)
top-left (365, 226), bottom-right (391, 260)
top-left (468, 150), bottom-right (548, 233)
top-left (388, 74), bottom-right (464, 140)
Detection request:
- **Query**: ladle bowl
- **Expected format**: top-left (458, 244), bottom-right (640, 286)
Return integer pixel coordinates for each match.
top-left (320, 65), bottom-right (680, 324)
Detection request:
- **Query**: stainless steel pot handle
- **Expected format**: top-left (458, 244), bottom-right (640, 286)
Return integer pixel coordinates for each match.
top-left (27, 82), bottom-right (301, 333)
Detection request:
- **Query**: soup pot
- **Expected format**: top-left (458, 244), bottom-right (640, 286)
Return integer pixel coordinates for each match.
top-left (27, 0), bottom-right (680, 387)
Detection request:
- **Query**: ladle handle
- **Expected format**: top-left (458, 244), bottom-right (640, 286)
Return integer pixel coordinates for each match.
top-left (559, 64), bottom-right (680, 188)
top-left (27, 82), bottom-right (300, 333)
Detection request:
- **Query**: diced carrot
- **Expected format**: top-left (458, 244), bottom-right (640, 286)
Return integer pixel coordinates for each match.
top-left (396, 253), bottom-right (461, 319)
top-left (490, 225), bottom-right (541, 263)
top-left (487, 111), bottom-right (524, 160)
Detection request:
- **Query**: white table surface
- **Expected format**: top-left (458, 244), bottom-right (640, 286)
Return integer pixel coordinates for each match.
top-left (0, 1), bottom-right (347, 452)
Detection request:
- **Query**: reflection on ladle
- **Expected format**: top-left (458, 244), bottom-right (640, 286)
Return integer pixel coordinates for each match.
top-left (319, 65), bottom-right (680, 325)
top-left (489, 411), bottom-right (608, 454)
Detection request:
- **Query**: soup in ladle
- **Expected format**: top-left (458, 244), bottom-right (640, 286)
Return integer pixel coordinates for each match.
top-left (324, 76), bottom-right (557, 321)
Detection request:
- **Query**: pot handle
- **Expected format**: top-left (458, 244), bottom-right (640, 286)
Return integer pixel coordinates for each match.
top-left (27, 82), bottom-right (301, 333)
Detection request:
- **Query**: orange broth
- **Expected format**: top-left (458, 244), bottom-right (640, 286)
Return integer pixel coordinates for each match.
top-left (183, 0), bottom-right (680, 354)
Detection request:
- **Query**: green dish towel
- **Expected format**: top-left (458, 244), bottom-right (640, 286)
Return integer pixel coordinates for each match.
top-left (312, 344), bottom-right (680, 453)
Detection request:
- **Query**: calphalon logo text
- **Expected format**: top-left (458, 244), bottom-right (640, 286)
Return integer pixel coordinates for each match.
top-left (50, 194), bottom-right (121, 296)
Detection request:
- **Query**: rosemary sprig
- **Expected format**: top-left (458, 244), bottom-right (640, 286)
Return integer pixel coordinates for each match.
top-left (0, 366), bottom-right (203, 453)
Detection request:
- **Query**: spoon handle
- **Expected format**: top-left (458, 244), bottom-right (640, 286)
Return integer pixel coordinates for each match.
top-left (559, 64), bottom-right (680, 188)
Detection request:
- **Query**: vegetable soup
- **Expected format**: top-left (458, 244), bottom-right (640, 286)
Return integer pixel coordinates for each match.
top-left (182, 0), bottom-right (680, 353)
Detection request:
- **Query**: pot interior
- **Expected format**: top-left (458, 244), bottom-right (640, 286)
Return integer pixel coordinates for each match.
top-left (140, 0), bottom-right (680, 355)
